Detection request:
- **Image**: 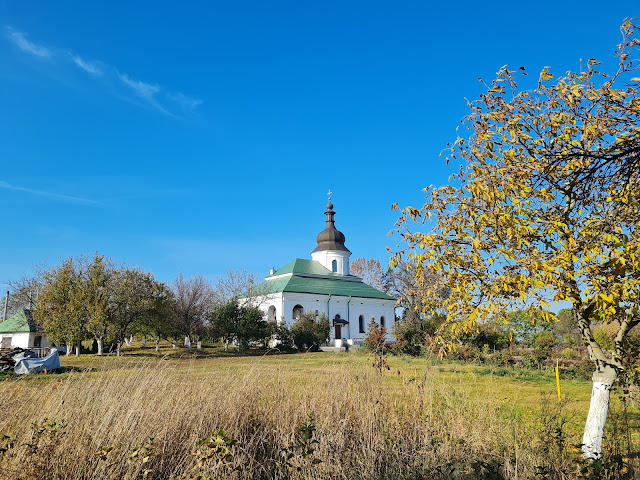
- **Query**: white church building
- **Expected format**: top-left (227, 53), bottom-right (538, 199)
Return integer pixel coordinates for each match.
top-left (250, 198), bottom-right (396, 347)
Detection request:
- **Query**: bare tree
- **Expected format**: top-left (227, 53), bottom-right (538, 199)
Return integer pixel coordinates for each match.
top-left (349, 257), bottom-right (389, 293)
top-left (213, 268), bottom-right (272, 308)
top-left (4, 264), bottom-right (47, 317)
top-left (172, 273), bottom-right (215, 349)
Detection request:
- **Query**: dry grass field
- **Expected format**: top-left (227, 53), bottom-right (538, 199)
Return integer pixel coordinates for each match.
top-left (0, 349), bottom-right (637, 479)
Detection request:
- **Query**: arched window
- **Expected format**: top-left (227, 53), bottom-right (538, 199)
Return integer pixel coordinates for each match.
top-left (331, 259), bottom-right (338, 272)
top-left (358, 315), bottom-right (365, 333)
top-left (292, 304), bottom-right (304, 320)
top-left (267, 305), bottom-right (277, 323)
top-left (380, 316), bottom-right (386, 328)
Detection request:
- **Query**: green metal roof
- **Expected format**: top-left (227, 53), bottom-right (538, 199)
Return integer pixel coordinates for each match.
top-left (245, 258), bottom-right (395, 300)
top-left (269, 259), bottom-right (335, 277)
top-left (0, 309), bottom-right (41, 333)
top-left (256, 271), bottom-right (396, 300)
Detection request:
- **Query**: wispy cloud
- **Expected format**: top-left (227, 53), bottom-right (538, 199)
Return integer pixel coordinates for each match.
top-left (7, 29), bottom-right (50, 58)
top-left (119, 73), bottom-right (160, 101)
top-left (118, 73), bottom-right (174, 115)
top-left (4, 26), bottom-right (202, 118)
top-left (167, 92), bottom-right (203, 111)
top-left (72, 55), bottom-right (102, 76)
top-left (0, 180), bottom-right (99, 205)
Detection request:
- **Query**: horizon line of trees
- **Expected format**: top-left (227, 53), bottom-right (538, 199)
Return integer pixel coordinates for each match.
top-left (4, 253), bottom-right (338, 356)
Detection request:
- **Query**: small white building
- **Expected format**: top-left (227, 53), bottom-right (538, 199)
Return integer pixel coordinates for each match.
top-left (250, 199), bottom-right (396, 347)
top-left (0, 309), bottom-right (50, 351)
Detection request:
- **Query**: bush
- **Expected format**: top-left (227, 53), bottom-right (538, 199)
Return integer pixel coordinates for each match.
top-left (486, 350), bottom-right (513, 367)
top-left (391, 310), bottom-right (439, 356)
top-left (363, 320), bottom-right (388, 354)
top-left (522, 352), bottom-right (543, 370)
top-left (291, 311), bottom-right (330, 351)
top-left (269, 323), bottom-right (294, 350)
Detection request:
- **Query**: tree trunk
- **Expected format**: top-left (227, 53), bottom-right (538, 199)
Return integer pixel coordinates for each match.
top-left (117, 342), bottom-right (122, 357)
top-left (66, 343), bottom-right (71, 357)
top-left (582, 366), bottom-right (617, 460)
top-left (142, 336), bottom-right (147, 348)
top-left (224, 339), bottom-right (229, 352)
top-left (75, 341), bottom-right (81, 357)
top-left (155, 337), bottom-right (160, 352)
top-left (96, 337), bottom-right (103, 356)
top-left (197, 340), bottom-right (202, 349)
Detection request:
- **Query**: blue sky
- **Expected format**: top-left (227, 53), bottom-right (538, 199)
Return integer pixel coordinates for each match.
top-left (1, 1), bottom-right (638, 287)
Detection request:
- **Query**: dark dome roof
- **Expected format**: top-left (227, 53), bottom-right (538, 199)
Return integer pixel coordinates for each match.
top-left (311, 200), bottom-right (351, 254)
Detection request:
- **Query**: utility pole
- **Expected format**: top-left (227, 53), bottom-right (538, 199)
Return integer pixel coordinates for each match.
top-left (2, 291), bottom-right (8, 322)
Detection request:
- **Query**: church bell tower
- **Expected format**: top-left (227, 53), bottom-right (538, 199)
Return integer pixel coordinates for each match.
top-left (310, 195), bottom-right (351, 275)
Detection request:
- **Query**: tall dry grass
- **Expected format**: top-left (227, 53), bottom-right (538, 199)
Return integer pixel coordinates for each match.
top-left (0, 355), bottom-right (633, 479)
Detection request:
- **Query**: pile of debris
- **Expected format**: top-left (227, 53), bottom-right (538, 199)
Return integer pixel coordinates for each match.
top-left (0, 348), bottom-right (35, 371)
top-left (0, 348), bottom-right (60, 374)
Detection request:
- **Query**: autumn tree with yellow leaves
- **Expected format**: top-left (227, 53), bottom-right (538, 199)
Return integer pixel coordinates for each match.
top-left (392, 19), bottom-right (640, 460)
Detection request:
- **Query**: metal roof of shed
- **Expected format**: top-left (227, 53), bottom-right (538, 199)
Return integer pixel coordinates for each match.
top-left (0, 309), bottom-right (41, 333)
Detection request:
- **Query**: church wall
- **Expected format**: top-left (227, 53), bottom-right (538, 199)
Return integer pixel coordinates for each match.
top-left (347, 299), bottom-right (396, 344)
top-left (248, 292), bottom-right (397, 345)
top-left (280, 293), bottom-right (396, 344)
top-left (241, 293), bottom-right (284, 325)
top-left (310, 250), bottom-right (350, 275)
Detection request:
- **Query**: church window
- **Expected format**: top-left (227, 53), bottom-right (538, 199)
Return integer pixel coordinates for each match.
top-left (359, 315), bottom-right (365, 333)
top-left (267, 306), bottom-right (277, 323)
top-left (331, 259), bottom-right (337, 272)
top-left (380, 316), bottom-right (386, 328)
top-left (293, 304), bottom-right (304, 320)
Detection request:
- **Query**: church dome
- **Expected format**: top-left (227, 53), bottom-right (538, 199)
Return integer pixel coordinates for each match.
top-left (311, 200), bottom-right (351, 253)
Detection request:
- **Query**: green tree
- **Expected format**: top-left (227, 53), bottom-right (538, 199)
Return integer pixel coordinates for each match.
top-left (553, 308), bottom-right (583, 347)
top-left (209, 300), bottom-right (239, 351)
top-left (83, 253), bottom-right (115, 356)
top-left (35, 257), bottom-right (86, 356)
top-left (291, 311), bottom-right (330, 352)
top-left (136, 280), bottom-right (177, 352)
top-left (209, 300), bottom-right (269, 351)
top-left (505, 308), bottom-right (554, 346)
top-left (392, 20), bottom-right (640, 459)
top-left (235, 305), bottom-right (269, 349)
top-left (110, 268), bottom-right (159, 356)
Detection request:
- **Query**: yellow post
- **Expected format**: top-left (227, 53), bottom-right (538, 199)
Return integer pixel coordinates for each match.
top-left (555, 359), bottom-right (561, 402)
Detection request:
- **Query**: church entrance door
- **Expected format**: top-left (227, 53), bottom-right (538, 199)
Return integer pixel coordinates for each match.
top-left (334, 324), bottom-right (341, 341)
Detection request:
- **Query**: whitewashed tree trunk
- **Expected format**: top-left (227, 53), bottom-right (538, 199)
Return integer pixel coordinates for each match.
top-left (197, 340), bottom-right (202, 349)
top-left (171, 343), bottom-right (176, 349)
top-left (224, 339), bottom-right (229, 352)
top-left (66, 343), bottom-right (71, 357)
top-left (96, 338), bottom-right (104, 356)
top-left (582, 367), bottom-right (617, 460)
top-left (155, 338), bottom-right (160, 352)
top-left (75, 342), bottom-right (81, 357)
top-left (117, 342), bottom-right (123, 357)
top-left (142, 336), bottom-right (147, 347)
top-left (124, 335), bottom-right (133, 347)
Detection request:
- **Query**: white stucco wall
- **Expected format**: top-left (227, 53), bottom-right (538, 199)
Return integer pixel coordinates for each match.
top-left (277, 292), bottom-right (396, 344)
top-left (0, 332), bottom-right (50, 349)
top-left (311, 250), bottom-right (351, 275)
top-left (246, 281), bottom-right (397, 346)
